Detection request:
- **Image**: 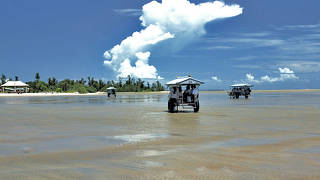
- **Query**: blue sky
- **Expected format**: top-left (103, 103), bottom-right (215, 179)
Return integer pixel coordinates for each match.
top-left (1, 0), bottom-right (320, 90)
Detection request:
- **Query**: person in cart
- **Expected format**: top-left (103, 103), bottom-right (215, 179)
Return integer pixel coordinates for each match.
top-left (183, 85), bottom-right (193, 103)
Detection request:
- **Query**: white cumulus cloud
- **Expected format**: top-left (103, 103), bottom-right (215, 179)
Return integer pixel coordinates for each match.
top-left (211, 76), bottom-right (222, 82)
top-left (157, 76), bottom-right (164, 80)
top-left (246, 68), bottom-right (298, 83)
top-left (104, 0), bottom-right (243, 78)
top-left (246, 73), bottom-right (259, 83)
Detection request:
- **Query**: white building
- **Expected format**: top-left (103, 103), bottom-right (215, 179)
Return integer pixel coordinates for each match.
top-left (1, 81), bottom-right (29, 93)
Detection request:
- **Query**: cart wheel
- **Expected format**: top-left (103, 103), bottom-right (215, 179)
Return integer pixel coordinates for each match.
top-left (245, 95), bottom-right (248, 99)
top-left (168, 100), bottom-right (177, 113)
top-left (194, 101), bottom-right (200, 112)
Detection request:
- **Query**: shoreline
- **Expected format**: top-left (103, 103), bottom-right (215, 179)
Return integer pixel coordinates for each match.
top-left (0, 91), bottom-right (169, 97)
top-left (0, 89), bottom-right (320, 97)
top-left (202, 89), bottom-right (320, 93)
top-left (253, 89), bottom-right (320, 92)
top-left (0, 92), bottom-right (107, 97)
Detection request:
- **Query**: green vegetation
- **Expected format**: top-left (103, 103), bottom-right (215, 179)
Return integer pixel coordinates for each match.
top-left (1, 74), bottom-right (6, 85)
top-left (1, 73), bottom-right (165, 93)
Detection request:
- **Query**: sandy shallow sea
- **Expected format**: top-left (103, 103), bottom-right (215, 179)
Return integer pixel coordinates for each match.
top-left (0, 92), bottom-right (320, 179)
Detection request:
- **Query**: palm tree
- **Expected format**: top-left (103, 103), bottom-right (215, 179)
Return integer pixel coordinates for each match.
top-left (126, 75), bottom-right (132, 85)
top-left (35, 72), bottom-right (40, 81)
top-left (118, 77), bottom-right (122, 88)
top-left (1, 74), bottom-right (6, 85)
top-left (48, 78), bottom-right (52, 86)
top-left (98, 79), bottom-right (105, 91)
top-left (52, 77), bottom-right (58, 86)
top-left (77, 78), bottom-right (86, 85)
top-left (87, 77), bottom-right (92, 87)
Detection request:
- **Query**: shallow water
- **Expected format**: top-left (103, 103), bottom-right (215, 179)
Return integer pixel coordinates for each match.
top-left (0, 92), bottom-right (320, 179)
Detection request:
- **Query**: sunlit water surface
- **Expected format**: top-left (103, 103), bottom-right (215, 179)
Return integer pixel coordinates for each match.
top-left (0, 92), bottom-right (320, 179)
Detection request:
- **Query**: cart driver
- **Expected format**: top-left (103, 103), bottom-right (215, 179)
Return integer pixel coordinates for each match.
top-left (169, 87), bottom-right (178, 99)
top-left (192, 85), bottom-right (198, 101)
top-left (177, 86), bottom-right (183, 102)
top-left (183, 85), bottom-right (192, 102)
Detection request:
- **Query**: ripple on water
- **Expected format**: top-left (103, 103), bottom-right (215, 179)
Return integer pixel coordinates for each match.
top-left (0, 133), bottom-right (167, 157)
top-left (290, 146), bottom-right (320, 154)
top-left (142, 161), bottom-right (164, 167)
top-left (113, 133), bottom-right (168, 143)
top-left (202, 137), bottom-right (283, 150)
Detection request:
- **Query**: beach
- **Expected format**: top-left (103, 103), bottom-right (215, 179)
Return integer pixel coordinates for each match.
top-left (0, 92), bottom-right (107, 97)
top-left (1, 89), bottom-right (320, 97)
top-left (0, 91), bottom-right (171, 97)
top-left (0, 91), bottom-right (320, 179)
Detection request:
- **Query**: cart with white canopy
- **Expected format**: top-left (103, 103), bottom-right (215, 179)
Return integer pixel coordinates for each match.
top-left (166, 76), bottom-right (204, 113)
top-left (106, 87), bottom-right (116, 98)
top-left (228, 84), bottom-right (253, 99)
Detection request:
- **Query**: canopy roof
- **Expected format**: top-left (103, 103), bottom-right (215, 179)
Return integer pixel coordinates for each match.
top-left (231, 83), bottom-right (253, 87)
top-left (1, 81), bottom-right (29, 87)
top-left (166, 77), bottom-right (204, 86)
top-left (106, 87), bottom-right (116, 90)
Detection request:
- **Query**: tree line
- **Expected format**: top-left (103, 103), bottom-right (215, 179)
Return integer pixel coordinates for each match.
top-left (1, 73), bottom-right (165, 93)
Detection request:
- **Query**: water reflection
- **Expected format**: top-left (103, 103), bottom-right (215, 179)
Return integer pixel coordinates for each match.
top-left (116, 94), bottom-right (164, 103)
top-left (167, 112), bottom-right (201, 136)
top-left (0, 92), bottom-right (320, 107)
top-left (0, 94), bottom-right (166, 105)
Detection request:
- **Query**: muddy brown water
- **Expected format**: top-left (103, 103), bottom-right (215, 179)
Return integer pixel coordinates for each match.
top-left (0, 92), bottom-right (320, 179)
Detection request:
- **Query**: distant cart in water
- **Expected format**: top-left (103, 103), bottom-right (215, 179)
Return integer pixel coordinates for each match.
top-left (228, 84), bottom-right (253, 99)
top-left (166, 76), bottom-right (204, 113)
top-left (106, 87), bottom-right (116, 98)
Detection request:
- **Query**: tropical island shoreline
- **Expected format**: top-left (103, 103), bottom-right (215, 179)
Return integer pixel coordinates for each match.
top-left (202, 89), bottom-right (320, 93)
top-left (0, 91), bottom-right (170, 97)
top-left (1, 89), bottom-right (320, 97)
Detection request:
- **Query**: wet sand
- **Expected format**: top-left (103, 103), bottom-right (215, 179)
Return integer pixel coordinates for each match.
top-left (0, 92), bottom-right (320, 179)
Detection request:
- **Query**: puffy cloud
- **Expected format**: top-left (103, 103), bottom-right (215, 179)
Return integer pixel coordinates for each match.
top-left (283, 61), bottom-right (320, 73)
top-left (211, 76), bottom-right (222, 82)
top-left (157, 76), bottom-right (164, 80)
top-left (104, 0), bottom-right (243, 78)
top-left (117, 52), bottom-right (158, 79)
top-left (246, 68), bottom-right (298, 83)
top-left (246, 74), bottom-right (260, 83)
top-left (140, 0), bottom-right (242, 34)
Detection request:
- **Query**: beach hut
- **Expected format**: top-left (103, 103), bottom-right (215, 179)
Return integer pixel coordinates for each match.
top-left (1, 81), bottom-right (29, 93)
